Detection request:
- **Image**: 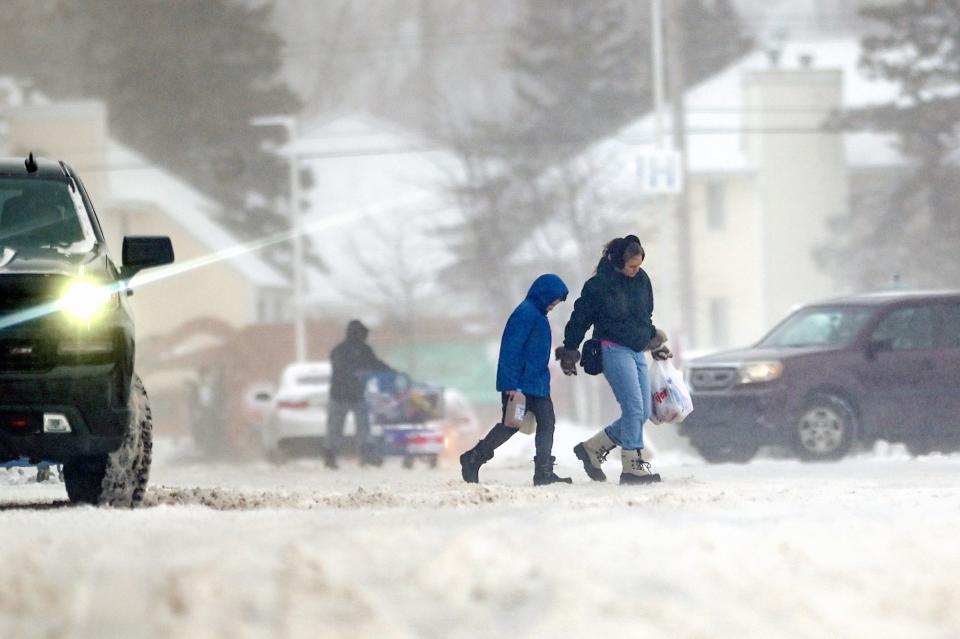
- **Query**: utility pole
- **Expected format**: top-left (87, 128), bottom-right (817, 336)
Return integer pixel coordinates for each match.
top-left (650, 0), bottom-right (666, 149)
top-left (665, 0), bottom-right (697, 348)
top-left (418, 0), bottom-right (438, 130)
top-left (250, 116), bottom-right (307, 363)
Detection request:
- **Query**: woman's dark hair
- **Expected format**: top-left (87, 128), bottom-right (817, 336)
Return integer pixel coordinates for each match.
top-left (602, 235), bottom-right (645, 269)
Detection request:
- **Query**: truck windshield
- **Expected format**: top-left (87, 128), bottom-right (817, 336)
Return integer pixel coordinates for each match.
top-left (0, 178), bottom-right (96, 252)
top-left (757, 306), bottom-right (874, 348)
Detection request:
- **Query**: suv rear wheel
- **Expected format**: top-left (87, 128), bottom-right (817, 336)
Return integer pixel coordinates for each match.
top-left (791, 394), bottom-right (855, 461)
top-left (64, 375), bottom-right (153, 507)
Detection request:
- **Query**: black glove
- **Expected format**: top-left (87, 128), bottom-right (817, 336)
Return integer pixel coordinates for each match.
top-left (645, 329), bottom-right (668, 351)
top-left (554, 347), bottom-right (580, 376)
top-left (651, 345), bottom-right (672, 361)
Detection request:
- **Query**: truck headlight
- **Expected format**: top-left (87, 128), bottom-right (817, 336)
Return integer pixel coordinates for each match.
top-left (737, 361), bottom-right (783, 384)
top-left (59, 280), bottom-right (117, 321)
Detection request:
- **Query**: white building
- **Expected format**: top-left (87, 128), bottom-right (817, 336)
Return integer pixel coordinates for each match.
top-left (554, 38), bottom-right (903, 353)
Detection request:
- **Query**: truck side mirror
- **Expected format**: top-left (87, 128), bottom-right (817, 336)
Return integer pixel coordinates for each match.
top-left (121, 236), bottom-right (174, 281)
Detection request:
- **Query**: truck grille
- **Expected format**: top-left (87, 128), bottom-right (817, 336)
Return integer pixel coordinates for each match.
top-left (0, 336), bottom-right (55, 372)
top-left (0, 275), bottom-right (67, 372)
top-left (689, 367), bottom-right (738, 391)
top-left (0, 274), bottom-right (65, 314)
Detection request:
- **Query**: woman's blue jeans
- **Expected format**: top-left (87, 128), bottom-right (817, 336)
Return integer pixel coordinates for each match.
top-left (601, 343), bottom-right (651, 450)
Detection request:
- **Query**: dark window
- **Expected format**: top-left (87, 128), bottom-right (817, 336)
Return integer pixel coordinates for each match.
top-left (939, 304), bottom-right (960, 348)
top-left (872, 306), bottom-right (936, 351)
top-left (0, 178), bottom-right (89, 248)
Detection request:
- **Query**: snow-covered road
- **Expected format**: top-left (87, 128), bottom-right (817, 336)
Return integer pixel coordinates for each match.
top-left (2, 428), bottom-right (959, 639)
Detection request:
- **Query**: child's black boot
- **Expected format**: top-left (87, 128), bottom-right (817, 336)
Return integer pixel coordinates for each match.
top-left (533, 455), bottom-right (572, 486)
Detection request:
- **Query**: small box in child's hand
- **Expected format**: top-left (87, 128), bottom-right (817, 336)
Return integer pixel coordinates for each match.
top-left (504, 392), bottom-right (527, 429)
top-left (518, 410), bottom-right (536, 434)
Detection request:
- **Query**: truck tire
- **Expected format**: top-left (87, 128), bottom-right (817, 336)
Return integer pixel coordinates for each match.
top-left (63, 455), bottom-right (106, 503)
top-left (64, 375), bottom-right (153, 507)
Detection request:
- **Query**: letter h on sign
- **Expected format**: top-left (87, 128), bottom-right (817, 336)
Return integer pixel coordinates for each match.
top-left (636, 150), bottom-right (683, 194)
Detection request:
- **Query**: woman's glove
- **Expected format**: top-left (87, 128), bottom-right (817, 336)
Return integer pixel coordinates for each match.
top-left (651, 345), bottom-right (673, 360)
top-left (646, 329), bottom-right (672, 360)
top-left (554, 347), bottom-right (580, 376)
top-left (645, 329), bottom-right (668, 351)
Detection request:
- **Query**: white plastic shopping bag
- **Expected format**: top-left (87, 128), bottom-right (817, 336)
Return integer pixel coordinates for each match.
top-left (649, 359), bottom-right (694, 424)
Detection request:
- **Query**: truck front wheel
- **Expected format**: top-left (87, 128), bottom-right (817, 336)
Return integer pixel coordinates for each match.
top-left (64, 375), bottom-right (153, 507)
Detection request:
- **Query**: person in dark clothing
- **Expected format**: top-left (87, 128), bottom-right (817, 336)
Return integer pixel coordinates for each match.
top-left (555, 236), bottom-right (672, 485)
top-left (459, 273), bottom-right (572, 486)
top-left (325, 319), bottom-right (393, 469)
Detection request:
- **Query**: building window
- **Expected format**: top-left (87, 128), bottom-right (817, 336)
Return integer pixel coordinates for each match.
top-left (706, 181), bottom-right (725, 230)
top-left (710, 297), bottom-right (730, 347)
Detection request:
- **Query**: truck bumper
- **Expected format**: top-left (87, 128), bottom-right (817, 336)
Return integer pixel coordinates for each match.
top-left (0, 363), bottom-right (128, 463)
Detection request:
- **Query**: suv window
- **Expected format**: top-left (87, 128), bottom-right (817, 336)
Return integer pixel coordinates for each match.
top-left (872, 305), bottom-right (936, 350)
top-left (757, 306), bottom-right (873, 348)
top-left (939, 303), bottom-right (960, 348)
top-left (0, 178), bottom-right (96, 251)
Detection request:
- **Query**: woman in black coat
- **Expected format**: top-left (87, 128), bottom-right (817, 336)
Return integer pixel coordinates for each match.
top-left (556, 235), bottom-right (671, 484)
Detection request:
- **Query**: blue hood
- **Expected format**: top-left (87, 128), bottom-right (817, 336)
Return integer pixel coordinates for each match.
top-left (526, 274), bottom-right (569, 314)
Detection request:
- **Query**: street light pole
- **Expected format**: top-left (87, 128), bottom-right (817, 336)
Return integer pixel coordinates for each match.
top-left (665, 0), bottom-right (696, 349)
top-left (250, 115), bottom-right (307, 362)
top-left (650, 0), bottom-right (666, 150)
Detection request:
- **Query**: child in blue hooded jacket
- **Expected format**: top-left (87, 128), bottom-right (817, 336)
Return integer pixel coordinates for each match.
top-left (460, 273), bottom-right (572, 486)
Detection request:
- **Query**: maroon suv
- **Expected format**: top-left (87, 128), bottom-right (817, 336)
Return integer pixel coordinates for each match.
top-left (680, 291), bottom-right (960, 462)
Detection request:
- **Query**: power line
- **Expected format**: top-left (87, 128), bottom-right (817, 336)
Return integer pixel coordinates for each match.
top-left (278, 19), bottom-right (870, 57)
top-left (70, 125), bottom-right (886, 174)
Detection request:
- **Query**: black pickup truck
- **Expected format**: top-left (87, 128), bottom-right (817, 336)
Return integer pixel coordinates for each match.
top-left (0, 154), bottom-right (173, 505)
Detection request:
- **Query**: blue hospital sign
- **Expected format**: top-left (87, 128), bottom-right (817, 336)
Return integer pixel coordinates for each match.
top-left (636, 150), bottom-right (683, 194)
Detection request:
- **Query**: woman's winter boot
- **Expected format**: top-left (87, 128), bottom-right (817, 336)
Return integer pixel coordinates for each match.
top-left (533, 455), bottom-right (573, 486)
top-left (573, 429), bottom-right (617, 481)
top-left (619, 449), bottom-right (661, 484)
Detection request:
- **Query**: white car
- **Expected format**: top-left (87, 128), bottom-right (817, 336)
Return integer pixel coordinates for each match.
top-left (261, 361), bottom-right (344, 462)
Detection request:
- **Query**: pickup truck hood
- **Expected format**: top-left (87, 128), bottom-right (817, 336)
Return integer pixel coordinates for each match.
top-left (0, 245), bottom-right (108, 278)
